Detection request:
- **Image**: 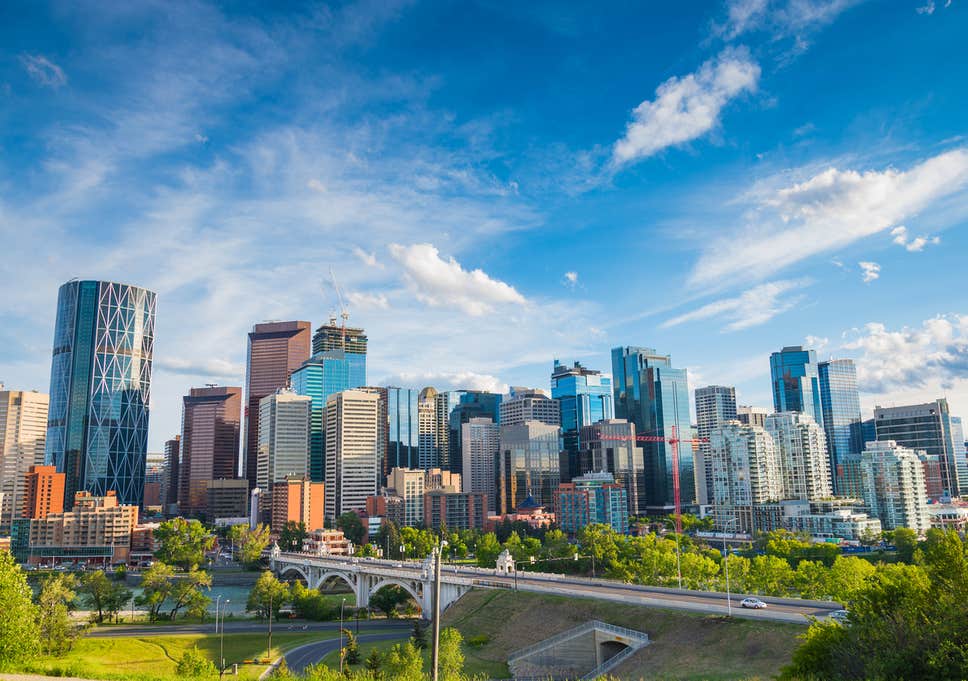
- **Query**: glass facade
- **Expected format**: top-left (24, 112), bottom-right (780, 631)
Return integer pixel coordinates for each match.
top-left (46, 280), bottom-right (156, 509)
top-left (499, 422), bottom-right (562, 515)
top-left (290, 349), bottom-right (366, 482)
top-left (694, 385), bottom-right (737, 505)
top-left (551, 360), bottom-right (614, 463)
top-left (951, 416), bottom-right (968, 496)
top-left (448, 391), bottom-right (501, 476)
top-left (770, 346), bottom-right (823, 426)
top-left (611, 346), bottom-right (694, 512)
top-left (387, 387), bottom-right (420, 471)
top-left (818, 359), bottom-right (863, 496)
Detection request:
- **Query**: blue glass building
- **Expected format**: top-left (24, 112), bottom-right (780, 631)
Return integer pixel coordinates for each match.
top-left (387, 387), bottom-right (420, 471)
top-left (290, 349), bottom-right (366, 482)
top-left (611, 346), bottom-right (694, 512)
top-left (551, 360), bottom-right (613, 481)
top-left (448, 390), bottom-right (502, 475)
top-left (818, 359), bottom-right (863, 495)
top-left (770, 346), bottom-right (824, 426)
top-left (46, 280), bottom-right (156, 509)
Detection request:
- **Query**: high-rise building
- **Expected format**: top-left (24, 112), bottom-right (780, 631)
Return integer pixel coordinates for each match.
top-left (178, 386), bottom-right (242, 518)
top-left (162, 436), bottom-right (180, 514)
top-left (498, 421), bottom-right (561, 515)
top-left (499, 387), bottom-right (560, 427)
top-left (357, 387), bottom-right (388, 483)
top-left (765, 412), bottom-right (832, 501)
top-left (949, 416), bottom-right (968, 496)
top-left (461, 417), bottom-right (500, 510)
top-left (554, 472), bottom-right (629, 536)
top-left (270, 475), bottom-right (325, 532)
top-left (611, 346), bottom-right (694, 513)
top-left (143, 451), bottom-right (165, 508)
top-left (873, 399), bottom-right (961, 499)
top-left (708, 421), bottom-right (782, 531)
top-left (46, 280), bottom-right (155, 509)
top-left (22, 465), bottom-right (65, 520)
top-left (418, 387), bottom-right (449, 470)
top-left (0, 388), bottom-right (49, 532)
top-left (386, 387), bottom-right (419, 471)
top-left (736, 405), bottom-right (769, 428)
top-left (312, 320), bottom-right (368, 356)
top-left (242, 321), bottom-right (312, 490)
top-left (551, 360), bottom-right (614, 457)
top-left (860, 440), bottom-right (930, 534)
top-left (290, 340), bottom-right (367, 483)
top-left (817, 359), bottom-right (863, 496)
top-left (694, 386), bottom-right (737, 505)
top-left (256, 389), bottom-right (311, 493)
top-left (769, 346), bottom-right (823, 426)
top-left (448, 391), bottom-right (501, 477)
top-left (386, 467), bottom-right (426, 527)
top-left (576, 419), bottom-right (645, 516)
top-left (423, 490), bottom-right (488, 531)
top-left (324, 390), bottom-right (379, 520)
top-left (205, 478), bottom-right (249, 519)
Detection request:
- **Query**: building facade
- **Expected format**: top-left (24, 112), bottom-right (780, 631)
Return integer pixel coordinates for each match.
top-left (22, 465), bottom-right (65, 520)
top-left (499, 387), bottom-right (560, 427)
top-left (576, 419), bottom-right (645, 516)
top-left (270, 476), bottom-right (325, 532)
top-left (818, 359), bottom-right (863, 496)
top-left (324, 390), bottom-right (379, 520)
top-left (46, 280), bottom-right (156, 509)
top-left (498, 421), bottom-right (561, 515)
top-left (423, 490), bottom-right (488, 531)
top-left (736, 406), bottom-right (769, 428)
top-left (256, 389), bottom-right (311, 494)
top-left (205, 478), bottom-right (249, 519)
top-left (448, 391), bottom-right (501, 477)
top-left (28, 490), bottom-right (139, 565)
top-left (162, 436), bottom-right (180, 515)
top-left (386, 387), bottom-right (420, 472)
top-left (554, 472), bottom-right (629, 536)
top-left (860, 440), bottom-right (931, 534)
top-left (708, 421), bottom-right (781, 532)
top-left (461, 417), bottom-right (500, 509)
top-left (769, 346), bottom-right (823, 426)
top-left (0, 388), bottom-right (49, 532)
top-left (417, 387), bottom-right (450, 470)
top-left (386, 467), bottom-right (425, 527)
top-left (143, 451), bottom-right (165, 508)
top-left (694, 385), bottom-right (737, 506)
top-left (551, 361), bottom-right (614, 471)
top-left (178, 386), bottom-right (242, 518)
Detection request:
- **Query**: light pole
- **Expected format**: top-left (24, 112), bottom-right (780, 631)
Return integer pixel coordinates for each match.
top-left (220, 600), bottom-right (229, 676)
top-left (339, 597), bottom-right (347, 675)
top-left (431, 539), bottom-right (448, 681)
top-left (672, 523), bottom-right (683, 589)
top-left (722, 518), bottom-right (737, 617)
top-left (267, 591), bottom-right (273, 664)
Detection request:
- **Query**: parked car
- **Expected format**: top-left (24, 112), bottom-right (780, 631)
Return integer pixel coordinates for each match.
top-left (741, 598), bottom-right (768, 609)
top-left (830, 609), bottom-right (850, 624)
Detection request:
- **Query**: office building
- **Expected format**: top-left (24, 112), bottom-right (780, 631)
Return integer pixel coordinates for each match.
top-left (22, 465), bottom-right (65, 520)
top-left (242, 321), bottom-right (312, 490)
top-left (270, 476), bottom-right (325, 532)
top-left (312, 320), bottom-right (368, 356)
top-left (28, 490), bottom-right (139, 565)
top-left (874, 399), bottom-right (962, 499)
top-left (178, 386), bottom-right (242, 517)
top-left (423, 490), bottom-right (488, 531)
top-left (765, 412), bottom-right (832, 501)
top-left (817, 359), bottom-right (863, 496)
top-left (708, 421), bottom-right (781, 532)
top-left (256, 389), bottom-right (311, 493)
top-left (461, 417), bottom-right (500, 508)
top-left (611, 346), bottom-right (694, 512)
top-left (736, 406), bottom-right (769, 428)
top-left (425, 467), bottom-right (460, 492)
top-left (205, 478), bottom-right (249, 519)
top-left (357, 387), bottom-right (389, 482)
top-left (551, 361), bottom-right (614, 467)
top-left (417, 387), bottom-right (449, 470)
top-left (950, 416), bottom-right (968, 496)
top-left (324, 390), bottom-right (379, 520)
top-left (0, 388), bottom-right (49, 532)
top-left (45, 280), bottom-right (155, 509)
top-left (499, 387), bottom-right (560, 427)
top-left (498, 421), bottom-right (561, 515)
top-left (769, 346), bottom-right (823, 425)
top-left (448, 391), bottom-right (501, 477)
top-left (143, 452), bottom-right (165, 508)
top-left (162, 436), bottom-right (180, 514)
top-left (576, 419), bottom-right (645, 516)
top-left (386, 387), bottom-right (420, 471)
top-left (694, 386), bottom-right (737, 505)
top-left (386, 467), bottom-right (425, 527)
top-left (860, 440), bottom-right (931, 534)
top-left (554, 472), bottom-right (629, 536)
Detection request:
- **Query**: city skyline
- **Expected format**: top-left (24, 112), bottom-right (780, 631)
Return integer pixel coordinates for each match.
top-left (1, 2), bottom-right (967, 452)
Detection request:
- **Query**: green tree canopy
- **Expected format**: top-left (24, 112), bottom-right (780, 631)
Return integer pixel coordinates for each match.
top-left (279, 521), bottom-right (308, 553)
top-left (247, 570), bottom-right (291, 620)
top-left (238, 523), bottom-right (272, 569)
top-left (337, 512), bottom-right (366, 545)
top-left (154, 518), bottom-right (215, 570)
top-left (37, 572), bottom-right (80, 656)
top-left (0, 551), bottom-right (40, 665)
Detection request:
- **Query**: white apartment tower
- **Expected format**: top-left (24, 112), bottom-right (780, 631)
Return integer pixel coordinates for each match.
top-left (462, 417), bottom-right (500, 506)
top-left (0, 388), bottom-right (49, 532)
top-left (694, 385), bottom-right (737, 505)
top-left (257, 389), bottom-right (311, 491)
top-left (386, 467), bottom-right (425, 527)
top-left (860, 440), bottom-right (931, 534)
top-left (709, 421), bottom-right (782, 508)
top-left (765, 412), bottom-right (832, 501)
top-left (417, 387), bottom-right (449, 470)
top-left (325, 390), bottom-right (379, 521)
top-left (499, 387), bottom-right (560, 427)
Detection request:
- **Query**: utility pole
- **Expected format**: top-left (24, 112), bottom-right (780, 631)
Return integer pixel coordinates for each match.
top-left (339, 598), bottom-right (347, 675)
top-left (431, 540), bottom-right (447, 681)
top-left (267, 591), bottom-right (273, 662)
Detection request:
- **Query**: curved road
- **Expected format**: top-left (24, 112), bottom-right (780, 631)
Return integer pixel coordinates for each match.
top-left (284, 632), bottom-right (410, 674)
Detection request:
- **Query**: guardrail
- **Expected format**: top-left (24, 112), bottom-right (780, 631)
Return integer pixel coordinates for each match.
top-left (579, 644), bottom-right (639, 680)
top-left (507, 619), bottom-right (648, 664)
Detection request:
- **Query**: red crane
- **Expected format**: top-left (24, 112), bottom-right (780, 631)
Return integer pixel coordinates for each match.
top-left (598, 426), bottom-right (708, 534)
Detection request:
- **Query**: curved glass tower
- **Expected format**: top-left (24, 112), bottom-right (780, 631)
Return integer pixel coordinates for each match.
top-left (45, 280), bottom-right (156, 508)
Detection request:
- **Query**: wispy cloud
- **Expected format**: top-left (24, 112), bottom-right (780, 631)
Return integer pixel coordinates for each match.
top-left (714, 0), bottom-right (863, 41)
top-left (859, 261), bottom-right (881, 283)
top-left (662, 278), bottom-right (810, 331)
top-left (611, 47), bottom-right (760, 167)
top-left (352, 247), bottom-right (383, 268)
top-left (20, 54), bottom-right (67, 88)
top-left (562, 271), bottom-right (579, 289)
top-left (890, 225), bottom-right (940, 252)
top-left (377, 370), bottom-right (508, 394)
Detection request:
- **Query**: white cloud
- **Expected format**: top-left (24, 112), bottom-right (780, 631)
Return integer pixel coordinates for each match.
top-left (689, 148), bottom-right (968, 287)
top-left (716, 0), bottom-right (862, 40)
top-left (859, 261), bottom-right (880, 283)
top-left (377, 370), bottom-right (508, 394)
top-left (805, 335), bottom-right (830, 352)
top-left (20, 54), bottom-right (67, 88)
top-left (611, 47), bottom-right (760, 166)
top-left (194, 133), bottom-right (209, 143)
top-left (662, 278), bottom-right (809, 331)
top-left (388, 243), bottom-right (527, 316)
top-left (890, 225), bottom-right (940, 252)
top-left (154, 356), bottom-right (245, 380)
top-left (346, 291), bottom-right (389, 309)
top-left (352, 246), bottom-right (382, 268)
top-left (916, 1), bottom-right (935, 13)
top-left (563, 271), bottom-right (579, 288)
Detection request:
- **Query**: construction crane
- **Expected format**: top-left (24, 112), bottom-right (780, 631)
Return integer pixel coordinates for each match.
top-left (328, 268), bottom-right (350, 351)
top-left (599, 426), bottom-right (708, 534)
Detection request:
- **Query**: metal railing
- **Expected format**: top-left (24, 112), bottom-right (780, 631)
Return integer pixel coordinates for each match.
top-left (579, 644), bottom-right (641, 680)
top-left (507, 620), bottom-right (648, 664)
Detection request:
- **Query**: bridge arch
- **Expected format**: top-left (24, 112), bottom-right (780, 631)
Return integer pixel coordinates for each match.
top-left (278, 566), bottom-right (310, 585)
top-left (315, 570), bottom-right (358, 594)
top-left (368, 578), bottom-right (424, 612)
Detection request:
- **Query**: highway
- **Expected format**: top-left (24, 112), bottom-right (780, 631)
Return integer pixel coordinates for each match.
top-left (284, 632), bottom-right (410, 674)
top-left (89, 619), bottom-right (412, 638)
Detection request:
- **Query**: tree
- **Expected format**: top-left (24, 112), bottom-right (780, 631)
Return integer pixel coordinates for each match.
top-left (356, 542), bottom-right (379, 558)
top-left (137, 562), bottom-right (176, 621)
top-left (382, 640), bottom-right (424, 681)
top-left (167, 568), bottom-right (213, 620)
top-left (176, 645), bottom-right (218, 678)
top-left (0, 551), bottom-right (40, 665)
top-left (337, 512), bottom-right (366, 545)
top-left (154, 518), bottom-right (215, 570)
top-left (80, 570), bottom-right (131, 624)
top-left (369, 585), bottom-right (410, 618)
top-left (890, 527), bottom-right (919, 563)
top-left (278, 521), bottom-right (308, 553)
top-left (365, 648), bottom-right (382, 671)
top-left (238, 524), bottom-right (272, 569)
top-left (37, 573), bottom-right (79, 655)
top-left (247, 570), bottom-right (291, 620)
top-left (475, 533), bottom-right (501, 567)
top-left (439, 627), bottom-right (465, 681)
top-left (375, 520), bottom-right (402, 559)
top-left (411, 618), bottom-right (428, 649)
top-left (747, 555), bottom-right (794, 595)
top-left (343, 628), bottom-right (361, 665)
top-left (290, 582), bottom-right (337, 621)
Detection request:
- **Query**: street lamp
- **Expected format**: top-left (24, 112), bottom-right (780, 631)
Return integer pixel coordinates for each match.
top-left (431, 539), bottom-right (448, 681)
top-left (722, 517), bottom-right (738, 617)
top-left (220, 600), bottom-right (230, 677)
top-left (339, 597), bottom-right (347, 675)
top-left (214, 595), bottom-right (222, 667)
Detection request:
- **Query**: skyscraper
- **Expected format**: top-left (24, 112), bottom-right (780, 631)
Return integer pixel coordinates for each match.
top-left (611, 346), bottom-right (694, 513)
top-left (46, 280), bottom-right (156, 509)
top-left (0, 388), bottom-right (49, 532)
top-left (387, 387), bottom-right (419, 471)
top-left (325, 390), bottom-right (379, 521)
top-left (162, 435), bottom-right (180, 514)
top-left (178, 386), bottom-right (242, 518)
top-left (312, 320), bottom-right (368, 356)
top-left (257, 389), bottom-right (312, 493)
top-left (448, 391), bottom-right (501, 477)
top-left (418, 387), bottom-right (449, 470)
top-left (498, 421), bottom-right (561, 514)
top-left (949, 416), bottom-right (967, 496)
top-left (709, 421), bottom-right (781, 531)
top-left (461, 417), bottom-right (500, 510)
top-left (499, 387), bottom-right (560, 427)
top-left (860, 440), bottom-right (930, 534)
top-left (577, 419), bottom-right (645, 516)
top-left (873, 399), bottom-right (961, 499)
top-left (242, 321), bottom-right (312, 490)
top-left (551, 360), bottom-right (614, 474)
top-left (817, 359), bottom-right (863, 496)
top-left (765, 412), bottom-right (832, 502)
top-left (694, 386), bottom-right (737, 505)
top-left (769, 346), bottom-right (823, 425)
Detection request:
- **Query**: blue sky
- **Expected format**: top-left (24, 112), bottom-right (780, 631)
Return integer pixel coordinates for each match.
top-left (1, 0), bottom-right (967, 451)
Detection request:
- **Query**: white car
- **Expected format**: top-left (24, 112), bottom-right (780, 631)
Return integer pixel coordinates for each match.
top-left (830, 609), bottom-right (850, 624)
top-left (740, 598), bottom-right (768, 609)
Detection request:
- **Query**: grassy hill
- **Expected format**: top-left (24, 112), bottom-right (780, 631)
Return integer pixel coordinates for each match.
top-left (442, 590), bottom-right (805, 680)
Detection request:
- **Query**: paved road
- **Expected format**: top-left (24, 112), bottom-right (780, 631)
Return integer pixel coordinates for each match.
top-left (284, 632), bottom-right (410, 674)
top-left (90, 619), bottom-right (412, 638)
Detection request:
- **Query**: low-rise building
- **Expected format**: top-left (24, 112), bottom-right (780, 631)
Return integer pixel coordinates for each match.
top-left (206, 479), bottom-right (249, 520)
top-left (423, 490), bottom-right (487, 531)
top-left (271, 476), bottom-right (324, 532)
top-left (28, 491), bottom-right (138, 565)
top-left (303, 528), bottom-right (353, 556)
top-left (554, 472), bottom-right (629, 536)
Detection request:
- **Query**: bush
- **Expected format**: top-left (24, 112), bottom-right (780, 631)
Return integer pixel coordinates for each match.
top-left (176, 645), bottom-right (218, 678)
top-left (466, 634), bottom-right (490, 647)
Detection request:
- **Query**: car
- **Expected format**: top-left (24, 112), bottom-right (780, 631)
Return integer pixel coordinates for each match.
top-left (830, 609), bottom-right (850, 624)
top-left (740, 598), bottom-right (768, 609)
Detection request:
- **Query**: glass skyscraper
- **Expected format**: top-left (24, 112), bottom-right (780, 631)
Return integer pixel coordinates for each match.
top-left (46, 280), bottom-right (156, 509)
top-left (448, 391), bottom-right (502, 476)
top-left (770, 346), bottom-right (823, 426)
top-left (611, 346), bottom-right (694, 512)
top-left (551, 360), bottom-right (614, 460)
top-left (387, 387), bottom-right (420, 471)
top-left (817, 359), bottom-right (863, 496)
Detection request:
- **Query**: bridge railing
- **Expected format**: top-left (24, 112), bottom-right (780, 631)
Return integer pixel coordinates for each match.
top-left (507, 619), bottom-right (646, 664)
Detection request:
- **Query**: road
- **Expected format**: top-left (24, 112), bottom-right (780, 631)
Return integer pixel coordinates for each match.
top-left (89, 619), bottom-right (413, 638)
top-left (284, 632), bottom-right (410, 674)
